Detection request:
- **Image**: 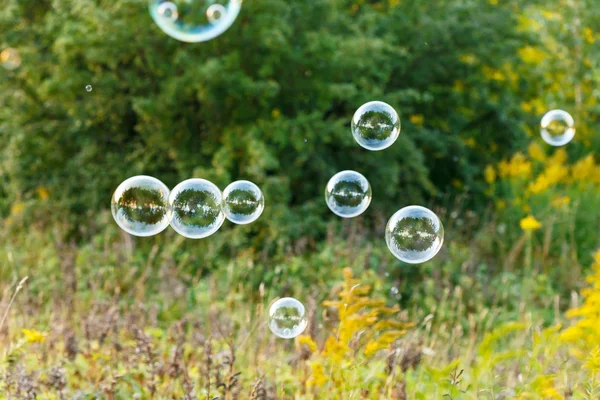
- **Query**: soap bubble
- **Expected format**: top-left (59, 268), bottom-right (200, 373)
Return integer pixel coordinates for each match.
top-left (325, 170), bottom-right (372, 218)
top-left (168, 178), bottom-right (225, 239)
top-left (385, 206), bottom-right (444, 264)
top-left (351, 101), bottom-right (400, 151)
top-left (268, 297), bottom-right (307, 339)
top-left (540, 109), bottom-right (575, 147)
top-left (149, 0), bottom-right (242, 43)
top-left (86, 85), bottom-right (93, 92)
top-left (1, 48), bottom-right (21, 70)
top-left (222, 180), bottom-right (264, 225)
top-left (111, 176), bottom-right (171, 237)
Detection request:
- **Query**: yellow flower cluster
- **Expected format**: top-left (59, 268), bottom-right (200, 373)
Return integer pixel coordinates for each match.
top-left (497, 152), bottom-right (532, 179)
top-left (520, 215), bottom-right (541, 231)
top-left (22, 329), bottom-right (46, 343)
top-left (560, 250), bottom-right (600, 351)
top-left (304, 268), bottom-right (412, 389)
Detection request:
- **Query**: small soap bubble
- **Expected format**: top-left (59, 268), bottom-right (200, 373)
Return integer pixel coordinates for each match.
top-left (268, 297), bottom-right (307, 339)
top-left (351, 101), bottom-right (400, 151)
top-left (540, 109), bottom-right (575, 147)
top-left (1, 48), bottom-right (21, 70)
top-left (222, 180), bottom-right (265, 225)
top-left (325, 170), bottom-right (372, 218)
top-left (149, 0), bottom-right (242, 43)
top-left (168, 178), bottom-right (225, 239)
top-left (111, 175), bottom-right (171, 237)
top-left (385, 205), bottom-right (444, 264)
top-left (86, 85), bottom-right (93, 92)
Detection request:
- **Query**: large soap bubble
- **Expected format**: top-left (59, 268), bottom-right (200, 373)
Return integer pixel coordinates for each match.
top-left (351, 101), bottom-right (400, 151)
top-left (111, 176), bottom-right (171, 237)
top-left (168, 178), bottom-right (225, 239)
top-left (325, 170), bottom-right (372, 218)
top-left (385, 206), bottom-right (444, 264)
top-left (268, 297), bottom-right (307, 339)
top-left (540, 109), bottom-right (575, 147)
top-left (222, 180), bottom-right (264, 225)
top-left (149, 0), bottom-right (242, 43)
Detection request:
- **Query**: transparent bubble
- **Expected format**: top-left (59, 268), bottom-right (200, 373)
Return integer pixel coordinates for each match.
top-left (111, 176), bottom-right (171, 237)
top-left (268, 297), bottom-right (307, 339)
top-left (351, 101), bottom-right (400, 151)
top-left (86, 85), bottom-right (93, 92)
top-left (385, 206), bottom-right (444, 264)
top-left (1, 48), bottom-right (21, 70)
top-left (540, 109), bottom-right (575, 147)
top-left (222, 180), bottom-right (264, 225)
top-left (325, 170), bottom-right (372, 218)
top-left (168, 178), bottom-right (225, 239)
top-left (149, 0), bottom-right (242, 43)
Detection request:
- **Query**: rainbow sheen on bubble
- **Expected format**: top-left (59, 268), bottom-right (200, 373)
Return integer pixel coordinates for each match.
top-left (111, 176), bottom-right (171, 237)
top-left (268, 297), bottom-right (307, 339)
top-left (325, 170), bottom-right (372, 218)
top-left (540, 109), bottom-right (575, 147)
top-left (222, 180), bottom-right (264, 225)
top-left (149, 0), bottom-right (242, 43)
top-left (168, 178), bottom-right (225, 239)
top-left (385, 206), bottom-right (444, 264)
top-left (351, 101), bottom-right (400, 151)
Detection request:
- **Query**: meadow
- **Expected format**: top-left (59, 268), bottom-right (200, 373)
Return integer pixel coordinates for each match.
top-left (1, 0), bottom-right (600, 398)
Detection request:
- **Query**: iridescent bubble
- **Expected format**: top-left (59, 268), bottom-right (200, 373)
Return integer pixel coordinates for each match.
top-left (111, 176), bottom-right (171, 237)
top-left (1, 48), bottom-right (21, 70)
top-left (86, 85), bottom-right (93, 92)
top-left (222, 180), bottom-right (264, 225)
top-left (540, 109), bottom-right (575, 147)
top-left (385, 206), bottom-right (444, 264)
top-left (168, 178), bottom-right (225, 239)
top-left (268, 297), bottom-right (307, 339)
top-left (325, 170), bottom-right (372, 218)
top-left (351, 101), bottom-right (400, 151)
top-left (149, 0), bottom-right (242, 43)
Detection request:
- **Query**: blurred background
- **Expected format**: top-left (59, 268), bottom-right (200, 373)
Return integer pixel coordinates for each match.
top-left (1, 0), bottom-right (599, 398)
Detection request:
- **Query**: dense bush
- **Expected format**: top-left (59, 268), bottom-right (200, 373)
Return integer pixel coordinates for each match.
top-left (1, 0), bottom-right (537, 244)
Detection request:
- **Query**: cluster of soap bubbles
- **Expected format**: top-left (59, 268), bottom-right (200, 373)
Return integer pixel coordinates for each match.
top-left (111, 175), bottom-right (264, 238)
top-left (149, 0), bottom-right (242, 43)
top-left (325, 101), bottom-right (444, 264)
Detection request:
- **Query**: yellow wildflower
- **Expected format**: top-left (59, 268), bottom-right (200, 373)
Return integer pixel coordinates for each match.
top-left (307, 361), bottom-right (328, 387)
top-left (488, 0), bottom-right (498, 4)
top-left (518, 46), bottom-right (546, 64)
top-left (547, 148), bottom-right (567, 166)
top-left (527, 142), bottom-right (546, 162)
top-left (571, 154), bottom-right (596, 183)
top-left (464, 138), bottom-right (476, 148)
top-left (484, 164), bottom-right (496, 184)
top-left (22, 329), bottom-right (46, 343)
top-left (584, 28), bottom-right (596, 44)
top-left (520, 215), bottom-right (541, 231)
top-left (37, 186), bottom-right (50, 200)
top-left (271, 109), bottom-right (281, 118)
top-left (297, 335), bottom-right (317, 353)
top-left (409, 114), bottom-right (424, 126)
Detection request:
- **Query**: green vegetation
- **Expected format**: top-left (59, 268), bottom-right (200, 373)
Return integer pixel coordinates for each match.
top-left (1, 0), bottom-right (599, 398)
